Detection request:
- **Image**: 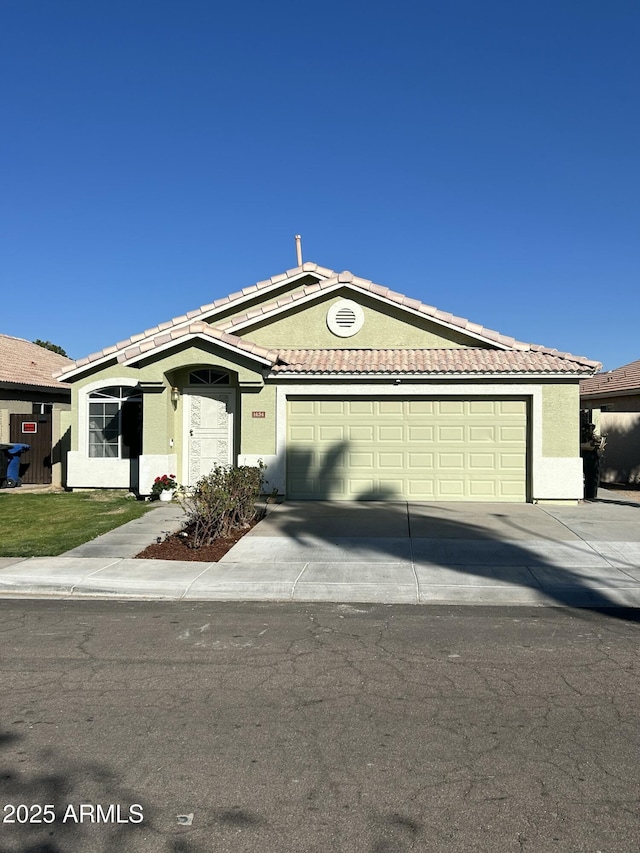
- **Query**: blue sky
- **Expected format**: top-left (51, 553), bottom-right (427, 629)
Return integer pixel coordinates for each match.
top-left (2, 1), bottom-right (638, 370)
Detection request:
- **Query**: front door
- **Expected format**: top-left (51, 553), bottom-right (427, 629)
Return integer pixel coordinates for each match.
top-left (185, 391), bottom-right (234, 485)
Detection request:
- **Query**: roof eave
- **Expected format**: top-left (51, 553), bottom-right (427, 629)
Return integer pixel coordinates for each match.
top-left (267, 371), bottom-right (590, 380)
top-left (119, 332), bottom-right (275, 368)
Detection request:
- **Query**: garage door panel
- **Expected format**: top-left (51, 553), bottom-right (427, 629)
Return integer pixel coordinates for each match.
top-left (378, 426), bottom-right (404, 441)
top-left (408, 400), bottom-right (434, 415)
top-left (499, 400), bottom-right (526, 415)
top-left (469, 400), bottom-right (495, 415)
top-left (409, 426), bottom-right (434, 441)
top-left (408, 479), bottom-right (435, 498)
top-left (438, 480), bottom-right (465, 497)
top-left (349, 425), bottom-right (374, 441)
top-left (438, 401), bottom-right (465, 415)
top-left (379, 401), bottom-right (403, 415)
top-left (348, 400), bottom-right (374, 415)
top-left (469, 453), bottom-right (495, 469)
top-left (409, 452), bottom-right (434, 469)
top-left (290, 425), bottom-right (316, 442)
top-left (287, 397), bottom-right (527, 501)
top-left (319, 425), bottom-right (344, 441)
top-left (349, 452), bottom-right (374, 468)
top-left (438, 453), bottom-right (465, 470)
top-left (469, 426), bottom-right (495, 442)
top-left (500, 425), bottom-right (526, 442)
top-left (438, 426), bottom-right (465, 442)
top-left (469, 480), bottom-right (497, 496)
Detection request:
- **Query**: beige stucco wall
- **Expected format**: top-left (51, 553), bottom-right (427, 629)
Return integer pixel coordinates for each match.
top-left (239, 293), bottom-right (482, 350)
top-left (541, 384), bottom-right (579, 457)
top-left (599, 411), bottom-right (640, 485)
top-left (0, 399), bottom-right (32, 443)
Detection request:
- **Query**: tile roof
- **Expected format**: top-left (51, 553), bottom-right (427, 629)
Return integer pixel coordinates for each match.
top-left (580, 358), bottom-right (640, 397)
top-left (0, 335), bottom-right (72, 388)
top-left (115, 322), bottom-right (281, 366)
top-left (54, 263), bottom-right (335, 377)
top-left (54, 261), bottom-right (601, 379)
top-left (271, 349), bottom-right (598, 376)
top-left (219, 272), bottom-right (601, 366)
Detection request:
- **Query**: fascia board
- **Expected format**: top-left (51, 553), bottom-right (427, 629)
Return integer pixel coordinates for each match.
top-left (56, 354), bottom-right (119, 382)
top-left (169, 269), bottom-right (330, 333)
top-left (580, 388), bottom-right (640, 401)
top-left (268, 372), bottom-right (586, 381)
top-left (119, 333), bottom-right (274, 367)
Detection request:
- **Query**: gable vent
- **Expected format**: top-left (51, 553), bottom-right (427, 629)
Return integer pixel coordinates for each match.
top-left (327, 299), bottom-right (364, 338)
top-left (335, 306), bottom-right (357, 328)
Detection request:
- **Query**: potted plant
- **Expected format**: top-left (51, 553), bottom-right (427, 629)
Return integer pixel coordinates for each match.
top-left (151, 474), bottom-right (178, 501)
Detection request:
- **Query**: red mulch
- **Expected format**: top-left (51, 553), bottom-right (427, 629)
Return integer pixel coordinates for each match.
top-left (135, 519), bottom-right (259, 562)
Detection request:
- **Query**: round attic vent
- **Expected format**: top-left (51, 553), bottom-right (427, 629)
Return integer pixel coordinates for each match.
top-left (326, 299), bottom-right (364, 338)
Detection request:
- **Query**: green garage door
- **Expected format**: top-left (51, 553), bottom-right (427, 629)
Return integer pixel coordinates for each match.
top-left (286, 397), bottom-right (528, 501)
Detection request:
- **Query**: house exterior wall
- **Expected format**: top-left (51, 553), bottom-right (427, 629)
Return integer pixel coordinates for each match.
top-left (236, 379), bottom-right (584, 503)
top-left (65, 343), bottom-right (268, 494)
top-left (0, 399), bottom-right (32, 443)
top-left (582, 393), bottom-right (640, 413)
top-left (240, 294), bottom-right (481, 350)
top-left (599, 411), bottom-right (640, 485)
top-left (542, 384), bottom-right (579, 457)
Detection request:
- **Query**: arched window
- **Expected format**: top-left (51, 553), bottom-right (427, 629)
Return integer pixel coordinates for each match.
top-left (88, 386), bottom-right (142, 459)
top-left (189, 369), bottom-right (229, 385)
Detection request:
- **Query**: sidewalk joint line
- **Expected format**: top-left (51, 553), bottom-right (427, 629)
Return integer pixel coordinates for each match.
top-left (406, 502), bottom-right (420, 603)
top-left (537, 505), bottom-right (619, 570)
top-left (291, 563), bottom-right (309, 599)
top-left (71, 558), bottom-right (123, 593)
top-left (180, 563), bottom-right (218, 600)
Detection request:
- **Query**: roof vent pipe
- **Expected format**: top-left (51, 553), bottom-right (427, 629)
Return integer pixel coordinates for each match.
top-left (295, 234), bottom-right (303, 266)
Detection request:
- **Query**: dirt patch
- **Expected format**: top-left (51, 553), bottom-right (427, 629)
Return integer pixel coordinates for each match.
top-left (135, 518), bottom-right (260, 562)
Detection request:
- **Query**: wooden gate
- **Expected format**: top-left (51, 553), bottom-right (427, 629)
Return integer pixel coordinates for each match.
top-left (9, 413), bottom-right (53, 484)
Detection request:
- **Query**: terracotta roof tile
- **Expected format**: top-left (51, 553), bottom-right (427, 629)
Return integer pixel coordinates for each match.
top-left (270, 349), bottom-right (598, 376)
top-left (580, 358), bottom-right (640, 397)
top-left (0, 335), bottom-right (72, 388)
top-left (116, 322), bottom-right (280, 366)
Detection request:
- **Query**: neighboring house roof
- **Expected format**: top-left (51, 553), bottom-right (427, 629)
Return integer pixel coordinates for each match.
top-left (55, 262), bottom-right (602, 381)
top-left (0, 334), bottom-right (72, 389)
top-left (271, 348), bottom-right (598, 376)
top-left (580, 358), bottom-right (640, 399)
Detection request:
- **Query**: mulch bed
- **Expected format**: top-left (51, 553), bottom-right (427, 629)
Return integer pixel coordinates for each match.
top-left (135, 518), bottom-right (260, 562)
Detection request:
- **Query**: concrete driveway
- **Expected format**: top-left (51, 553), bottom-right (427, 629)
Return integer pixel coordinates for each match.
top-left (218, 499), bottom-right (640, 606)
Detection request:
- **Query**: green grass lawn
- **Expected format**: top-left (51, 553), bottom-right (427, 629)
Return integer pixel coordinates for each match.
top-left (0, 491), bottom-right (156, 557)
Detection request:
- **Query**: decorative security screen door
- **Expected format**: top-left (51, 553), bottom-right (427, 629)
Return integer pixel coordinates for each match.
top-left (186, 392), bottom-right (234, 485)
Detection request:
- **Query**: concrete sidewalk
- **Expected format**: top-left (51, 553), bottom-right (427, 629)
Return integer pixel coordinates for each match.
top-left (0, 489), bottom-right (639, 607)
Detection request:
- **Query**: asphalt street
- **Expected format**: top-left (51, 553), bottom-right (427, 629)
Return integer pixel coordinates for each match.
top-left (0, 600), bottom-right (638, 853)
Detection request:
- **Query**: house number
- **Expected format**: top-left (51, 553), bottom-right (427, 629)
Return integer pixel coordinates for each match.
top-left (252, 411), bottom-right (266, 418)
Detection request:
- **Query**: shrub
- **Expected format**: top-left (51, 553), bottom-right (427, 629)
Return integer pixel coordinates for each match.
top-left (178, 462), bottom-right (266, 548)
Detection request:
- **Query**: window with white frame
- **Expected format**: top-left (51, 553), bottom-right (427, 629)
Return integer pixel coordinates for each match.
top-left (88, 386), bottom-right (142, 459)
top-left (189, 368), bottom-right (229, 385)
